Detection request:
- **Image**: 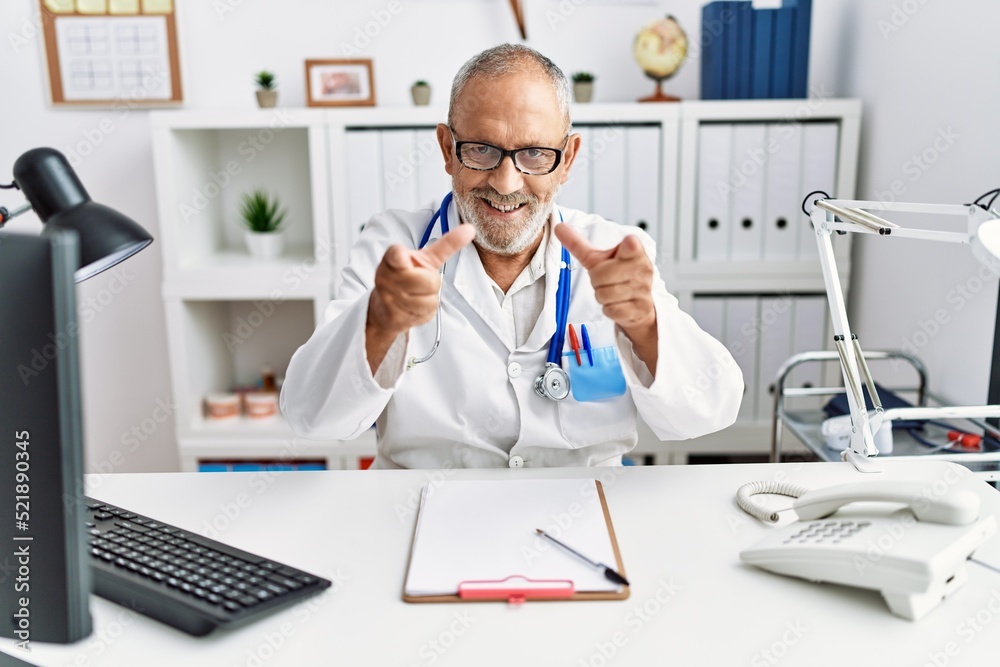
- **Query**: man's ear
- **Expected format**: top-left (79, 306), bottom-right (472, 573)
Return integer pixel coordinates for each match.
top-left (557, 133), bottom-right (583, 186)
top-left (437, 124), bottom-right (457, 176)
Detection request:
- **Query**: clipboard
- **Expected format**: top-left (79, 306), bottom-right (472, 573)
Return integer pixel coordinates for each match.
top-left (402, 479), bottom-right (629, 603)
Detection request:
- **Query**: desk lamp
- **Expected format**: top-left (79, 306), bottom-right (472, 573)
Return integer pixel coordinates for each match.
top-left (0, 147), bottom-right (153, 281)
top-left (0, 147), bottom-right (153, 643)
top-left (808, 190), bottom-right (1000, 472)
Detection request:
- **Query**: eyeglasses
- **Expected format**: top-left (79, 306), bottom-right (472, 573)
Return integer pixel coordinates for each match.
top-left (448, 127), bottom-right (568, 176)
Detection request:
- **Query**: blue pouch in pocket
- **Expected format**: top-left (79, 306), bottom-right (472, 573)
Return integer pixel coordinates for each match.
top-left (563, 346), bottom-right (627, 402)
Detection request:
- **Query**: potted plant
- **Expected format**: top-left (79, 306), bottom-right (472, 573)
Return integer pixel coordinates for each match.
top-left (411, 80), bottom-right (431, 106)
top-left (571, 72), bottom-right (595, 103)
top-left (239, 189), bottom-right (287, 259)
top-left (255, 70), bottom-right (278, 108)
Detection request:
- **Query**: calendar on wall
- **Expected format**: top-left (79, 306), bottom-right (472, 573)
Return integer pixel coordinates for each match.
top-left (40, 0), bottom-right (183, 106)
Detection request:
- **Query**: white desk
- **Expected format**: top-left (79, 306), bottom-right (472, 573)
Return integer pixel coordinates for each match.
top-left (4, 461), bottom-right (1000, 666)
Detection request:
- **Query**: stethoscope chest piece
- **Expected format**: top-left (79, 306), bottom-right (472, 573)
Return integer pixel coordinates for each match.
top-left (534, 363), bottom-right (570, 401)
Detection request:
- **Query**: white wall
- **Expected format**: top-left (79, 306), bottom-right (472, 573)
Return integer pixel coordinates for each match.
top-left (1, 0), bottom-right (994, 473)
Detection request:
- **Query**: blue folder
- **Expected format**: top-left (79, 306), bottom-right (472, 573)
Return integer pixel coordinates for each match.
top-left (700, 2), bottom-right (725, 99)
top-left (782, 0), bottom-right (812, 97)
top-left (771, 6), bottom-right (796, 99)
top-left (751, 9), bottom-right (775, 99)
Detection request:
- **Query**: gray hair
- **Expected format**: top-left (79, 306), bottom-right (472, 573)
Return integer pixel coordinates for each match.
top-left (447, 44), bottom-right (571, 131)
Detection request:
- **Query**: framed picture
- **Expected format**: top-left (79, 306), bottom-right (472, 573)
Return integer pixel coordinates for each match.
top-left (305, 59), bottom-right (375, 107)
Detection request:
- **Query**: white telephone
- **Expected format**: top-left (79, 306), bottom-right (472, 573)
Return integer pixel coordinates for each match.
top-left (738, 480), bottom-right (996, 620)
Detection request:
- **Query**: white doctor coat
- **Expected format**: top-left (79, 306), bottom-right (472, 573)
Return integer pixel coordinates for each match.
top-left (280, 201), bottom-right (743, 469)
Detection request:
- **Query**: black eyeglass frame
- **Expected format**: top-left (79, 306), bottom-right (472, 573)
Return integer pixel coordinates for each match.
top-left (447, 126), bottom-right (570, 176)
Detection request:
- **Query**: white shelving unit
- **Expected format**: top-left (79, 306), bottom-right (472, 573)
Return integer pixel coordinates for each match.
top-left (150, 100), bottom-right (861, 471)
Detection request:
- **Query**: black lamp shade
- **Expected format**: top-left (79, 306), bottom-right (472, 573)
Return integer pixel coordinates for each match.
top-left (13, 147), bottom-right (153, 282)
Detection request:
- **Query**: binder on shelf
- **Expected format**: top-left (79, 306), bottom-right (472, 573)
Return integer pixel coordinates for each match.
top-left (725, 2), bottom-right (753, 99)
top-left (591, 125), bottom-right (627, 227)
top-left (755, 293), bottom-right (795, 422)
top-left (789, 295), bottom-right (828, 410)
top-left (783, 0), bottom-right (813, 98)
top-left (380, 130), bottom-right (420, 212)
top-left (751, 9), bottom-right (775, 99)
top-left (700, 2), bottom-right (727, 99)
top-left (762, 122), bottom-right (803, 261)
top-left (403, 479), bottom-right (629, 603)
top-left (723, 297), bottom-right (759, 423)
top-left (695, 124), bottom-right (733, 260)
top-left (728, 124), bottom-right (767, 261)
top-left (692, 295), bottom-right (726, 343)
top-left (770, 7), bottom-right (796, 99)
top-left (735, 2), bottom-right (754, 100)
top-left (626, 126), bottom-right (662, 243)
top-left (798, 122), bottom-right (840, 261)
top-left (344, 130), bottom-right (383, 248)
top-left (559, 127), bottom-right (592, 212)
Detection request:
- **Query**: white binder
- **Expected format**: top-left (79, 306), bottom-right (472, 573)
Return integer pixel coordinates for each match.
top-left (415, 128), bottom-right (448, 212)
top-left (380, 129), bottom-right (419, 212)
top-left (695, 124), bottom-right (733, 260)
top-left (592, 125), bottom-right (627, 224)
top-left (723, 297), bottom-right (759, 423)
top-left (691, 295), bottom-right (726, 342)
top-left (626, 126), bottom-right (661, 245)
top-left (798, 122), bottom-right (840, 261)
top-left (762, 123), bottom-right (803, 262)
top-left (559, 127), bottom-right (591, 212)
top-left (755, 294), bottom-right (795, 422)
top-left (344, 130), bottom-right (383, 249)
top-left (729, 124), bottom-right (768, 261)
top-left (789, 296), bottom-right (829, 411)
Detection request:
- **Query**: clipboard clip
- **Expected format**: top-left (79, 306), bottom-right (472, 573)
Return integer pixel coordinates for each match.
top-left (458, 575), bottom-right (575, 605)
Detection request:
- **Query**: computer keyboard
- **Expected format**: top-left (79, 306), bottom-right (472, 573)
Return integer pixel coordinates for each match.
top-left (84, 497), bottom-right (331, 637)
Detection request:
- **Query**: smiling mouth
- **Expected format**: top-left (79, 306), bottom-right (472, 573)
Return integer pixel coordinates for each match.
top-left (482, 198), bottom-right (527, 213)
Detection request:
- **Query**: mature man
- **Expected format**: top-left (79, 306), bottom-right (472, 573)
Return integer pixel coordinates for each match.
top-left (281, 44), bottom-right (742, 469)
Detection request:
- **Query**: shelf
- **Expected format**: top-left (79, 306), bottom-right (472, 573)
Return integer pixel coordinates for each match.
top-left (163, 245), bottom-right (332, 299)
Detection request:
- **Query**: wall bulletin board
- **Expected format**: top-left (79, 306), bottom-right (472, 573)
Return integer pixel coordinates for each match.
top-left (39, 0), bottom-right (183, 107)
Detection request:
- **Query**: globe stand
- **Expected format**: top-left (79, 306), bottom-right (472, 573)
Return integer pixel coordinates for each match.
top-left (638, 77), bottom-right (680, 103)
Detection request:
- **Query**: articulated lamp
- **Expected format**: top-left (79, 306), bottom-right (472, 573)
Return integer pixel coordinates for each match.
top-left (0, 147), bottom-right (153, 281)
top-left (808, 191), bottom-right (1000, 472)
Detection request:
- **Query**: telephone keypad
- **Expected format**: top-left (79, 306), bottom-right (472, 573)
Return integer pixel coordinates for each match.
top-left (784, 520), bottom-right (872, 544)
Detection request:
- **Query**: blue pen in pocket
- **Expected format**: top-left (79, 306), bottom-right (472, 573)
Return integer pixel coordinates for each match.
top-left (563, 322), bottom-right (626, 402)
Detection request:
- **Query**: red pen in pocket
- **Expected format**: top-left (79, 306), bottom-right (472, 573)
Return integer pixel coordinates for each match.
top-left (568, 324), bottom-right (582, 366)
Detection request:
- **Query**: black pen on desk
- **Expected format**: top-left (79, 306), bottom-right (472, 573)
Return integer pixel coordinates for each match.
top-left (535, 528), bottom-right (629, 587)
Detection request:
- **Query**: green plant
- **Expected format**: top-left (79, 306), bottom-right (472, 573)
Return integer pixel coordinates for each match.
top-left (238, 189), bottom-right (287, 233)
top-left (571, 72), bottom-right (595, 83)
top-left (255, 70), bottom-right (276, 91)
top-left (413, 80), bottom-right (429, 87)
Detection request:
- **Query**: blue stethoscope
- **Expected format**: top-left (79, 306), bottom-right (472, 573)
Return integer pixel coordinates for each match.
top-left (411, 192), bottom-right (573, 401)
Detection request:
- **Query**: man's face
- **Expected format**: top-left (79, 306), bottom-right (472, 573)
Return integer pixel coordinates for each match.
top-left (437, 73), bottom-right (580, 256)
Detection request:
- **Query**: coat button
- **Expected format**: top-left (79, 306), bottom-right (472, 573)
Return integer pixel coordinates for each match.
top-left (508, 455), bottom-right (524, 468)
top-left (507, 362), bottom-right (521, 378)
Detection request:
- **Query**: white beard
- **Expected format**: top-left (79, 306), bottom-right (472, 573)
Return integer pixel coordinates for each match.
top-left (454, 186), bottom-right (557, 256)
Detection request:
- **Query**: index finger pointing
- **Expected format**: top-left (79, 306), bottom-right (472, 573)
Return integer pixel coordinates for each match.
top-left (414, 223), bottom-right (477, 269)
top-left (554, 222), bottom-right (613, 270)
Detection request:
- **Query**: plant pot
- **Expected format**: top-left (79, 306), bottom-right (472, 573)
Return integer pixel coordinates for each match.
top-left (411, 85), bottom-right (431, 106)
top-left (573, 82), bottom-right (593, 103)
top-left (256, 90), bottom-right (278, 108)
top-left (244, 230), bottom-right (284, 259)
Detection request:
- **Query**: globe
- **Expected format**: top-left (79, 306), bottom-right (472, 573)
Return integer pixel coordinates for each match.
top-left (633, 15), bottom-right (688, 102)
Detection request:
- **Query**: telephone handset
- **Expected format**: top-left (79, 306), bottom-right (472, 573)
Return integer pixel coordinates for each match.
top-left (738, 479), bottom-right (996, 621)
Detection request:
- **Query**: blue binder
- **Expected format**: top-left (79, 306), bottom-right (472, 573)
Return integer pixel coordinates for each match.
top-left (735, 2), bottom-right (754, 99)
top-left (782, 0), bottom-right (812, 97)
top-left (751, 9), bottom-right (775, 99)
top-left (700, 2), bottom-right (726, 99)
top-left (771, 6), bottom-right (796, 99)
